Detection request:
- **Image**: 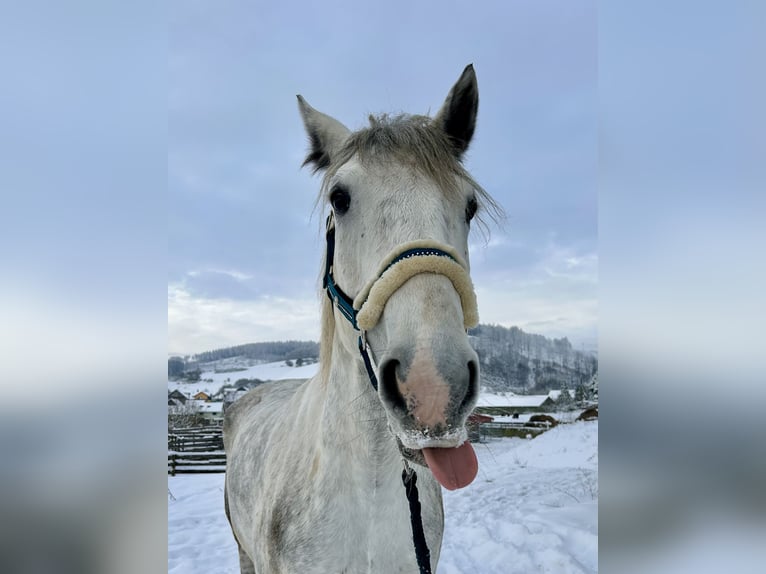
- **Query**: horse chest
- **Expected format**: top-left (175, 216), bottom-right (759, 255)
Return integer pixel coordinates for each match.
top-left (260, 463), bottom-right (443, 573)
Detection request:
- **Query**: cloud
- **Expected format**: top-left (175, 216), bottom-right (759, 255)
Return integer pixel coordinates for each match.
top-left (471, 238), bottom-right (598, 349)
top-left (476, 285), bottom-right (597, 348)
top-left (168, 284), bottom-right (321, 355)
top-left (186, 268), bottom-right (253, 281)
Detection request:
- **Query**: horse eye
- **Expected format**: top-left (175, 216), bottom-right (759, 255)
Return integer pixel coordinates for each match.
top-left (330, 186), bottom-right (351, 215)
top-left (465, 197), bottom-right (478, 223)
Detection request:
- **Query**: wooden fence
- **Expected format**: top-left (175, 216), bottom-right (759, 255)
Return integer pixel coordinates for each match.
top-left (167, 420), bottom-right (556, 474)
top-left (478, 421), bottom-right (553, 440)
top-left (168, 425), bottom-right (226, 475)
top-left (168, 426), bottom-right (224, 453)
top-left (168, 452), bottom-right (227, 476)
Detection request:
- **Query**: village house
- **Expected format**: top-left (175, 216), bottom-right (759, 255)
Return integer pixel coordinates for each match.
top-left (474, 389), bottom-right (576, 416)
top-left (167, 389), bottom-right (188, 407)
top-left (192, 401), bottom-right (224, 424)
top-left (168, 389), bottom-right (224, 426)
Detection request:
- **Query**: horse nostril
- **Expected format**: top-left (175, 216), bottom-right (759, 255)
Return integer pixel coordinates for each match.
top-left (458, 359), bottom-right (479, 416)
top-left (379, 359), bottom-right (407, 414)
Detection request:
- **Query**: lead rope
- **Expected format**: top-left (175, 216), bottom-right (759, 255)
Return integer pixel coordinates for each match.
top-left (324, 216), bottom-right (432, 573)
top-left (402, 460), bottom-right (433, 574)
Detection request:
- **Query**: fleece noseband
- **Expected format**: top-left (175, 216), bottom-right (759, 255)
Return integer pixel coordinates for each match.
top-left (323, 214), bottom-right (479, 339)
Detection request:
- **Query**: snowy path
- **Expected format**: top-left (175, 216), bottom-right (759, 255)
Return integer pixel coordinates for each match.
top-left (168, 421), bottom-right (597, 573)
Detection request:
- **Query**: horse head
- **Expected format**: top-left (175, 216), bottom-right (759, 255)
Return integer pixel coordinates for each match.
top-left (298, 65), bottom-right (495, 490)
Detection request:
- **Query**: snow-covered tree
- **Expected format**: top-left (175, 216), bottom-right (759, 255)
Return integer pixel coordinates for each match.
top-left (586, 372), bottom-right (598, 403)
top-left (575, 383), bottom-right (587, 405)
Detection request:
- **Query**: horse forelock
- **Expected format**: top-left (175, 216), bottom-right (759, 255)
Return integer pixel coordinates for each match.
top-left (317, 113), bottom-right (501, 230)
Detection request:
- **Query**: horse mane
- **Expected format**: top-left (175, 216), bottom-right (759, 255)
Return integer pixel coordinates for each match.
top-left (318, 261), bottom-right (335, 383)
top-left (316, 113), bottom-right (503, 382)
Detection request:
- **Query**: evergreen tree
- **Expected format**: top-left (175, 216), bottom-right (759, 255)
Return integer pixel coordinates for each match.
top-left (168, 357), bottom-right (185, 378)
top-left (575, 383), bottom-right (587, 404)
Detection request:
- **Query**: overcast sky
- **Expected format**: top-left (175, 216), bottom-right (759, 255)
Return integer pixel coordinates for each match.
top-left (169, 0), bottom-right (597, 356)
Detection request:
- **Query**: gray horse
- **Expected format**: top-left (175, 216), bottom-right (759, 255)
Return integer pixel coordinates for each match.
top-left (224, 65), bottom-right (497, 573)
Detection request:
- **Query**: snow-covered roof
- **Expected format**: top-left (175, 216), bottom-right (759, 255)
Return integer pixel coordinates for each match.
top-left (181, 399), bottom-right (224, 413)
top-left (195, 402), bottom-right (223, 413)
top-left (476, 393), bottom-right (549, 408)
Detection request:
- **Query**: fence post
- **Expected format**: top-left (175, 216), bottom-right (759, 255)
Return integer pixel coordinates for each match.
top-left (170, 454), bottom-right (176, 476)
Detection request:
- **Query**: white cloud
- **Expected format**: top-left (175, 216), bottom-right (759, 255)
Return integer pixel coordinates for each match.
top-left (186, 268), bottom-right (253, 281)
top-left (472, 240), bottom-right (598, 349)
top-left (537, 241), bottom-right (598, 283)
top-left (168, 284), bottom-right (321, 355)
top-left (169, 240), bottom-right (599, 355)
top-left (476, 284), bottom-right (597, 348)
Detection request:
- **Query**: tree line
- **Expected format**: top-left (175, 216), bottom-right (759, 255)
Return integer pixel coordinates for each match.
top-left (468, 324), bottom-right (597, 393)
top-left (194, 340), bottom-right (319, 364)
top-left (169, 325), bottom-right (597, 393)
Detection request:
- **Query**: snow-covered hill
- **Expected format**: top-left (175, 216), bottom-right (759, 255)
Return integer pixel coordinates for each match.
top-left (168, 359), bottom-right (320, 396)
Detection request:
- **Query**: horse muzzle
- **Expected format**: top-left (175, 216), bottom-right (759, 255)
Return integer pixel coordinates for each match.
top-left (378, 338), bottom-right (479, 445)
top-left (379, 335), bottom-right (480, 491)
top-left (380, 341), bottom-right (480, 491)
top-left (368, 265), bottom-right (481, 491)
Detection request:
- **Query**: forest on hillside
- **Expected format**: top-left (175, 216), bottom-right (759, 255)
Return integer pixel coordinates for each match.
top-left (169, 325), bottom-right (596, 393)
top-left (194, 340), bottom-right (319, 364)
top-left (468, 324), bottom-right (596, 393)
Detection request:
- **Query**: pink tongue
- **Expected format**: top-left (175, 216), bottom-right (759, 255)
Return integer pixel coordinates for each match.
top-left (422, 442), bottom-right (478, 490)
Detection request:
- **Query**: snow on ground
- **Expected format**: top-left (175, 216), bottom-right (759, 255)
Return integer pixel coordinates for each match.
top-left (168, 421), bottom-right (597, 574)
top-left (168, 476), bottom-right (237, 573)
top-left (440, 422), bottom-right (598, 574)
top-left (168, 360), bottom-right (320, 396)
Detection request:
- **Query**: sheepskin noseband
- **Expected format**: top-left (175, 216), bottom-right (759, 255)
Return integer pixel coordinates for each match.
top-left (352, 240), bottom-right (480, 331)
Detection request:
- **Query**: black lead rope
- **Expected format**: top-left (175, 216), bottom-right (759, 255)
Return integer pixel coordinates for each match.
top-left (324, 215), bottom-right (432, 574)
top-left (402, 467), bottom-right (433, 574)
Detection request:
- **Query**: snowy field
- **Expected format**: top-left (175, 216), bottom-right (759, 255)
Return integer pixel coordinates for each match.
top-left (168, 360), bottom-right (320, 396)
top-left (168, 421), bottom-right (597, 573)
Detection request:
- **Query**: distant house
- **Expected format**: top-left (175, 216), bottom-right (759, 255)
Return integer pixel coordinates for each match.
top-left (475, 390), bottom-right (575, 415)
top-left (475, 393), bottom-right (549, 415)
top-left (194, 401), bottom-right (224, 424)
top-left (168, 389), bottom-right (188, 406)
top-left (168, 388), bottom-right (224, 426)
top-left (170, 399), bottom-right (224, 425)
top-left (223, 388), bottom-right (250, 412)
top-left (168, 394), bottom-right (203, 427)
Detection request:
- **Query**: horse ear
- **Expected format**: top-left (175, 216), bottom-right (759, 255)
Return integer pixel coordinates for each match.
top-left (433, 64), bottom-right (479, 158)
top-left (297, 95), bottom-right (351, 173)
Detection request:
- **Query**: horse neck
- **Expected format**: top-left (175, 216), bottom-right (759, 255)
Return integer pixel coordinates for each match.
top-left (316, 327), bottom-right (401, 471)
